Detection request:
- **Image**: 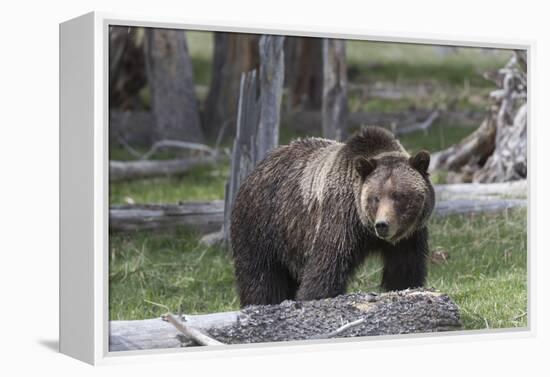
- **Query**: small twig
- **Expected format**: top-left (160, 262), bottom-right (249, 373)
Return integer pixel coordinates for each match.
top-left (116, 131), bottom-right (143, 159)
top-left (311, 318), bottom-right (366, 340)
top-left (141, 140), bottom-right (217, 160)
top-left (214, 120), bottom-right (230, 151)
top-left (162, 312), bottom-right (225, 346)
top-left (396, 110), bottom-right (440, 135)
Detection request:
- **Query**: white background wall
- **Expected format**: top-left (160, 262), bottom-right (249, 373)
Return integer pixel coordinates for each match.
top-left (1, 0), bottom-right (548, 375)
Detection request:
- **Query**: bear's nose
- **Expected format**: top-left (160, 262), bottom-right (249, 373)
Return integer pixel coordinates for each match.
top-left (375, 221), bottom-right (390, 237)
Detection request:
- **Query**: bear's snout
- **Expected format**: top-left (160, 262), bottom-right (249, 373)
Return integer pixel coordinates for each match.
top-left (375, 220), bottom-right (390, 237)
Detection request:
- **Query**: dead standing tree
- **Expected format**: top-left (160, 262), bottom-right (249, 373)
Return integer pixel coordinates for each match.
top-left (430, 50), bottom-right (527, 183)
top-left (322, 38), bottom-right (348, 141)
top-left (144, 28), bottom-right (204, 142)
top-left (222, 35), bottom-right (285, 247)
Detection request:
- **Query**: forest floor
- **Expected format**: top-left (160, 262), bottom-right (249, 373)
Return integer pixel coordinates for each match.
top-left (109, 39), bottom-right (527, 332)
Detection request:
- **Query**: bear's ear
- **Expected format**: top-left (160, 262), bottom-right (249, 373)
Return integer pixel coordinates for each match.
top-left (410, 150), bottom-right (431, 174)
top-left (354, 157), bottom-right (377, 179)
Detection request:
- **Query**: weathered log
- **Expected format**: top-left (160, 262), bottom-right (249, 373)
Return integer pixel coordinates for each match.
top-left (109, 289), bottom-right (461, 351)
top-left (434, 180), bottom-right (526, 202)
top-left (109, 182), bottom-right (526, 233)
top-left (109, 200), bottom-right (224, 233)
top-left (109, 156), bottom-right (218, 181)
top-left (110, 311), bottom-right (238, 351)
top-left (433, 198), bottom-right (526, 217)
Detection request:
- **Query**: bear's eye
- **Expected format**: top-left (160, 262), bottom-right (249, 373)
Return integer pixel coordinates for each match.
top-left (368, 196), bottom-right (380, 204)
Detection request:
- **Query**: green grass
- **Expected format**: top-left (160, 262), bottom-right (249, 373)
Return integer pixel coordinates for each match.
top-left (346, 42), bottom-right (511, 87)
top-left (109, 229), bottom-right (237, 320)
top-left (110, 208), bottom-right (527, 330)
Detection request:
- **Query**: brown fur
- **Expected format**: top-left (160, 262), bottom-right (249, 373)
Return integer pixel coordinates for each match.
top-left (231, 126), bottom-right (435, 307)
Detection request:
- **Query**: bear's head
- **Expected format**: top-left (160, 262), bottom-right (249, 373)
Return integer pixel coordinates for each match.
top-left (354, 151), bottom-right (435, 243)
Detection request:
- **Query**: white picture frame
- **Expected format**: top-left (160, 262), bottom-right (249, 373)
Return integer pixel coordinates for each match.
top-left (59, 11), bottom-right (534, 365)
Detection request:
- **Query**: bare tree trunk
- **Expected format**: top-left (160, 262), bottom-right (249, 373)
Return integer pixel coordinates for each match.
top-left (203, 33), bottom-right (260, 138)
top-left (284, 37), bottom-right (323, 111)
top-left (144, 28), bottom-right (204, 143)
top-left (223, 71), bottom-right (260, 248)
top-left (430, 50), bottom-right (527, 183)
top-left (223, 35), bottom-right (286, 247)
top-left (322, 38), bottom-right (348, 141)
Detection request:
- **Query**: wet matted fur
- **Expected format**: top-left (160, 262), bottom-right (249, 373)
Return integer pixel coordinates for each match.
top-left (231, 126), bottom-right (435, 307)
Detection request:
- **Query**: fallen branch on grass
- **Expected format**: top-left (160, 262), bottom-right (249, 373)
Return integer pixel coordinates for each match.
top-left (161, 313), bottom-right (224, 346)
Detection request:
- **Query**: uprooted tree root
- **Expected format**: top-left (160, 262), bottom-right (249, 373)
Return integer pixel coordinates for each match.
top-left (430, 50), bottom-right (527, 183)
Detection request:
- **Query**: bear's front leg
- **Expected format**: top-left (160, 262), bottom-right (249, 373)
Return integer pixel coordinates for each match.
top-left (380, 227), bottom-right (429, 291)
top-left (295, 251), bottom-right (358, 301)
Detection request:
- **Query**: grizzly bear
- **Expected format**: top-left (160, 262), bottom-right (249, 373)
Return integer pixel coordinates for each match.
top-left (230, 126), bottom-right (435, 307)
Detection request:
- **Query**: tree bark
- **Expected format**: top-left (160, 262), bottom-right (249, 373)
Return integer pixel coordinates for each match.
top-left (322, 38), bottom-right (348, 141)
top-left (144, 28), bottom-right (204, 142)
top-left (203, 33), bottom-right (260, 138)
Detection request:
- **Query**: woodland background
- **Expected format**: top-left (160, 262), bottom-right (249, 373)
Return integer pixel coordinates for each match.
top-left (108, 28), bottom-right (527, 331)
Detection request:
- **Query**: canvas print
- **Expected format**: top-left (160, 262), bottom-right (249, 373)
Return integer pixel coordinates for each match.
top-left (108, 26), bottom-right (528, 351)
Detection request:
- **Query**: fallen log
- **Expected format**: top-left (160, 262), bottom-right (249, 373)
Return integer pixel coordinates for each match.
top-left (109, 200), bottom-right (224, 233)
top-left (109, 289), bottom-right (461, 351)
top-left (434, 198), bottom-right (526, 217)
top-left (109, 182), bottom-right (526, 233)
top-left (434, 180), bottom-right (527, 202)
top-left (109, 155), bottom-right (218, 182)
